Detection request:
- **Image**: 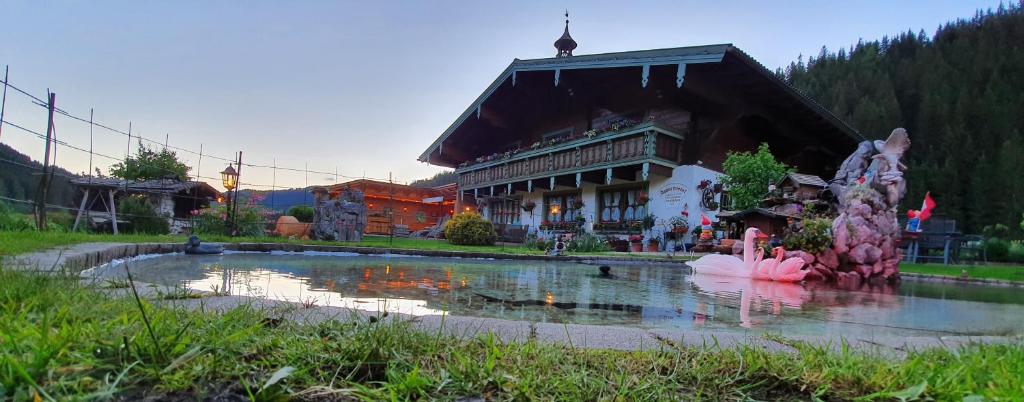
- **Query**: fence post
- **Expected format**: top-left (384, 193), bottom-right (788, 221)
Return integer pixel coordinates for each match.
top-left (34, 92), bottom-right (56, 231)
top-left (0, 65), bottom-right (8, 141)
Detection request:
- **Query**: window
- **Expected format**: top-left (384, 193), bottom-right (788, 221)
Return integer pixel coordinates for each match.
top-left (598, 186), bottom-right (646, 223)
top-left (543, 192), bottom-right (580, 223)
top-left (488, 198), bottom-right (521, 225)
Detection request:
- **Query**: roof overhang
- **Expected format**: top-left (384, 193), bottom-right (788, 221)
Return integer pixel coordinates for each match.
top-left (418, 44), bottom-right (863, 167)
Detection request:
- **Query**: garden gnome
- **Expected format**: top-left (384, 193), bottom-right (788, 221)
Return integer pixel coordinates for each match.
top-left (699, 213), bottom-right (713, 242)
top-left (905, 192), bottom-right (936, 232)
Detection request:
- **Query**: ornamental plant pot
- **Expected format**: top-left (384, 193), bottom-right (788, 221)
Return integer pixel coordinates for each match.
top-left (646, 242), bottom-right (660, 252)
top-left (630, 242), bottom-right (644, 252)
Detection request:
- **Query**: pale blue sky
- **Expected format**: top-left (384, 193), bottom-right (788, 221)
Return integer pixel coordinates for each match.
top-left (0, 1), bottom-right (1003, 190)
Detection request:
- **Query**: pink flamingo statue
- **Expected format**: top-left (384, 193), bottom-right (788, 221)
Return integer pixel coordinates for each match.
top-left (686, 227), bottom-right (763, 277)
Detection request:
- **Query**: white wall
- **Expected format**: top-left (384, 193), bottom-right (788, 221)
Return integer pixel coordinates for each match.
top-left (646, 164), bottom-right (724, 241)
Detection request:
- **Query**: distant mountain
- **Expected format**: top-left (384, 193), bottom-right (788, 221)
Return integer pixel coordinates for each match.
top-left (0, 143), bottom-right (78, 209)
top-left (238, 188), bottom-right (313, 212)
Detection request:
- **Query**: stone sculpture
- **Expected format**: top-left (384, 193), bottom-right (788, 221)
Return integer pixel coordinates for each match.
top-left (310, 187), bottom-right (368, 242)
top-left (813, 128), bottom-right (910, 284)
top-left (184, 235), bottom-right (224, 255)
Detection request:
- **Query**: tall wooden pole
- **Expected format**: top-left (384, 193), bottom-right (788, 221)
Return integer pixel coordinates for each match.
top-left (0, 65), bottom-right (8, 141)
top-left (231, 151), bottom-right (243, 236)
top-left (34, 92), bottom-right (56, 230)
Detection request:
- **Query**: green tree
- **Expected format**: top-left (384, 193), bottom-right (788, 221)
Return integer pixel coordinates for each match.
top-left (720, 143), bottom-right (792, 211)
top-left (109, 141), bottom-right (190, 181)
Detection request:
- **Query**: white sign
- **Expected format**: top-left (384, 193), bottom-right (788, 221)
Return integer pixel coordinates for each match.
top-left (658, 182), bottom-right (687, 206)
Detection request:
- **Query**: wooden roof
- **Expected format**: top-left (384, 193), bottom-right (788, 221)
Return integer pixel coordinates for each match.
top-left (419, 44), bottom-right (864, 167)
top-left (780, 173), bottom-right (828, 188)
top-left (71, 177), bottom-right (221, 198)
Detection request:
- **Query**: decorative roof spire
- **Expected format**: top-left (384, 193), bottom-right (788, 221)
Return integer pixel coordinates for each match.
top-left (554, 10), bottom-right (577, 58)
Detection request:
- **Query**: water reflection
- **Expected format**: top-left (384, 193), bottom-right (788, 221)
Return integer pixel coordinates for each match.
top-left (86, 253), bottom-right (1024, 337)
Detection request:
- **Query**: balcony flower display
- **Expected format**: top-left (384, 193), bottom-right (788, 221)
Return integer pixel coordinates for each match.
top-left (540, 220), bottom-right (580, 232)
top-left (461, 118), bottom-right (645, 168)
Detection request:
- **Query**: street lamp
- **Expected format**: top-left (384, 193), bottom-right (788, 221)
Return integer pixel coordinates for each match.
top-left (220, 164), bottom-right (238, 191)
top-left (220, 162), bottom-right (241, 235)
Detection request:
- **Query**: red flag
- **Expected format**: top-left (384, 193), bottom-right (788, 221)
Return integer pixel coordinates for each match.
top-left (918, 192), bottom-right (936, 222)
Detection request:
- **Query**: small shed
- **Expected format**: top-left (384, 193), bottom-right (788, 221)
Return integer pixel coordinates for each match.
top-left (777, 173), bottom-right (827, 201)
top-left (70, 177), bottom-right (221, 234)
top-left (718, 207), bottom-right (801, 240)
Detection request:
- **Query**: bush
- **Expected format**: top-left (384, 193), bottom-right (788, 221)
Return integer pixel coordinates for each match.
top-left (117, 196), bottom-right (170, 235)
top-left (444, 212), bottom-right (496, 246)
top-left (1008, 241), bottom-right (1024, 264)
top-left (984, 238), bottom-right (1011, 262)
top-left (523, 234), bottom-right (552, 251)
top-left (784, 217), bottom-right (833, 254)
top-left (567, 233), bottom-right (610, 252)
top-left (0, 202), bottom-right (34, 231)
top-left (287, 205), bottom-right (315, 223)
top-left (983, 224), bottom-right (1011, 240)
top-left (193, 204), bottom-right (270, 237)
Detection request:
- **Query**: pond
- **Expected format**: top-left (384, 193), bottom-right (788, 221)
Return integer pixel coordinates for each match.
top-left (85, 252), bottom-right (1024, 338)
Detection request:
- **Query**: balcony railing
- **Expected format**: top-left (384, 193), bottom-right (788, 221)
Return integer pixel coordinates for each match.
top-left (456, 122), bottom-right (683, 189)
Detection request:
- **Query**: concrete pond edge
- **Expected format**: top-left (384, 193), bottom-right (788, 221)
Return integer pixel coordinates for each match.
top-left (4, 242), bottom-right (1022, 353)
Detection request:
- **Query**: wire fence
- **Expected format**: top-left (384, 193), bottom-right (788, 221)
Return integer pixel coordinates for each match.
top-left (0, 65), bottom-right (419, 233)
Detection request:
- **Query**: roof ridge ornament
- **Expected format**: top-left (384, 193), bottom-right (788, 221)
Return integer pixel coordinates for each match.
top-left (554, 10), bottom-right (577, 58)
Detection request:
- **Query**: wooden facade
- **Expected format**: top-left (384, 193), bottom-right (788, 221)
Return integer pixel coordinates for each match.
top-left (327, 180), bottom-right (455, 235)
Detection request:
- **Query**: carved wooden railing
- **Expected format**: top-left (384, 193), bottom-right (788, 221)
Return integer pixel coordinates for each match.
top-left (456, 123), bottom-right (682, 189)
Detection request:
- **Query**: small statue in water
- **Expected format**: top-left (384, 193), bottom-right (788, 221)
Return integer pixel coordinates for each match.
top-left (184, 235), bottom-right (224, 255)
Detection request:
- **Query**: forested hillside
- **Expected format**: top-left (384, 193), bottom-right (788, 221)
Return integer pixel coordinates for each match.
top-left (784, 2), bottom-right (1024, 233)
top-left (0, 143), bottom-right (77, 209)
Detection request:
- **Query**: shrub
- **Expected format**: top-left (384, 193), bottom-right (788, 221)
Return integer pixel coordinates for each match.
top-left (567, 233), bottom-right (610, 252)
top-left (0, 202), bottom-right (34, 231)
top-left (287, 205), bottom-right (315, 223)
top-left (118, 196), bottom-right (170, 235)
top-left (784, 217), bottom-right (833, 254)
top-left (1008, 241), bottom-right (1024, 264)
top-left (523, 234), bottom-right (552, 251)
top-left (193, 204), bottom-right (270, 237)
top-left (444, 212), bottom-right (496, 246)
top-left (984, 238), bottom-right (1010, 262)
top-left (982, 224), bottom-right (1010, 240)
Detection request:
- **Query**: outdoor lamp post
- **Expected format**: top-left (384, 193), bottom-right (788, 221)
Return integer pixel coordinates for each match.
top-left (220, 162), bottom-right (240, 235)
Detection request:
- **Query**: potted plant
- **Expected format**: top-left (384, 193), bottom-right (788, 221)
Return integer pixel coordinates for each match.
top-left (669, 216), bottom-right (689, 234)
top-left (521, 200), bottom-right (536, 212)
top-left (629, 234), bottom-right (644, 252)
top-left (636, 192), bottom-right (650, 206)
top-left (571, 199), bottom-right (585, 211)
top-left (647, 237), bottom-right (661, 252)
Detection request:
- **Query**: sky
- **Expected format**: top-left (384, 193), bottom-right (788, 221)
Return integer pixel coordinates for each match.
top-left (0, 0), bottom-right (1005, 192)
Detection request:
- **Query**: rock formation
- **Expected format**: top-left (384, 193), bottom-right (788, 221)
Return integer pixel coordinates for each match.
top-left (310, 187), bottom-right (367, 242)
top-left (817, 128), bottom-right (910, 283)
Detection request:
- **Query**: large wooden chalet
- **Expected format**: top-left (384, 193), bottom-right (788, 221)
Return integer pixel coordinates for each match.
top-left (418, 20), bottom-right (862, 238)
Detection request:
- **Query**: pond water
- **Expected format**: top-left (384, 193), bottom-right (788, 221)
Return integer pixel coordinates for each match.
top-left (86, 253), bottom-right (1024, 338)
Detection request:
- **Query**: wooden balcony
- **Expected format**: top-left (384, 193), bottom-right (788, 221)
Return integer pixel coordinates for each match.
top-left (456, 122), bottom-right (683, 190)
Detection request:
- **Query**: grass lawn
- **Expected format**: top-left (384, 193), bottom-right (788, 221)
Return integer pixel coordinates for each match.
top-left (900, 263), bottom-right (1024, 282)
top-left (1, 268), bottom-right (1021, 400)
top-left (1, 230), bottom-right (676, 260)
